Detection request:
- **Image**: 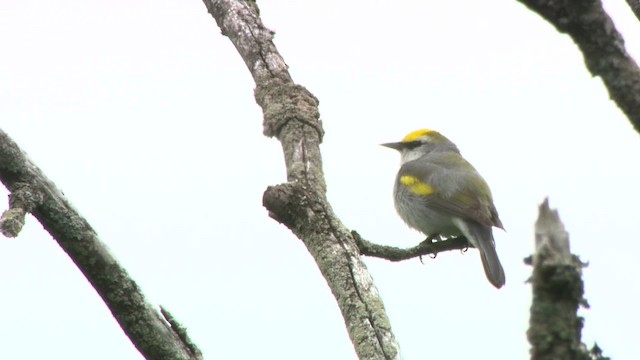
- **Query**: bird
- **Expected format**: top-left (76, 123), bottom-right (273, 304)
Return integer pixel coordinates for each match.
top-left (382, 128), bottom-right (505, 288)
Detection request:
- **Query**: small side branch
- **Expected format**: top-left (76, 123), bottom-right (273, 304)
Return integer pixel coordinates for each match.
top-left (353, 231), bottom-right (471, 261)
top-left (0, 184), bottom-right (40, 237)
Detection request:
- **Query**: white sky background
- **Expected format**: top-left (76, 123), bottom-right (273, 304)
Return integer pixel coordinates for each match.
top-left (1, 0), bottom-right (639, 359)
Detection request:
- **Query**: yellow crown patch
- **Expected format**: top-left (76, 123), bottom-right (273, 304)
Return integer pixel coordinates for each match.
top-left (401, 128), bottom-right (434, 142)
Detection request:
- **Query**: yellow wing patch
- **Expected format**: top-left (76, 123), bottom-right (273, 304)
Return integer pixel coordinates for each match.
top-left (399, 175), bottom-right (434, 195)
top-left (402, 128), bottom-right (434, 142)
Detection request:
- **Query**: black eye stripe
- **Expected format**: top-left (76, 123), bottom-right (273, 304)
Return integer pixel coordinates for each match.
top-left (404, 141), bottom-right (422, 149)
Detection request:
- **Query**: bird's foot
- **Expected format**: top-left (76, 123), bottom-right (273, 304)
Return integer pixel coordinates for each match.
top-left (418, 234), bottom-right (441, 262)
top-left (420, 233), bottom-right (440, 246)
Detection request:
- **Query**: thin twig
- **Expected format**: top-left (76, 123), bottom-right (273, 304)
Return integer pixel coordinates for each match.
top-left (353, 231), bottom-right (471, 261)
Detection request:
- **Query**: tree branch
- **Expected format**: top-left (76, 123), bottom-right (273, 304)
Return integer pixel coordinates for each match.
top-left (203, 1), bottom-right (401, 358)
top-left (517, 0), bottom-right (640, 134)
top-left (353, 231), bottom-right (472, 262)
top-left (625, 0), bottom-right (640, 22)
top-left (0, 129), bottom-right (201, 360)
top-left (527, 198), bottom-right (591, 360)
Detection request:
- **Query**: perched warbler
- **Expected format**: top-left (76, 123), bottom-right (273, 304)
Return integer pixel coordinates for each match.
top-left (382, 129), bottom-right (505, 289)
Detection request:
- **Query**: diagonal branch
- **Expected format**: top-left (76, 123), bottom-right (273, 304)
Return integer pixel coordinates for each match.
top-left (0, 129), bottom-right (201, 360)
top-left (517, 0), bottom-right (640, 134)
top-left (626, 0), bottom-right (640, 22)
top-left (203, 1), bottom-right (401, 358)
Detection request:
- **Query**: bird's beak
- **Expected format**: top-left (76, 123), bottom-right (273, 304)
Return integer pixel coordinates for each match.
top-left (380, 142), bottom-right (404, 150)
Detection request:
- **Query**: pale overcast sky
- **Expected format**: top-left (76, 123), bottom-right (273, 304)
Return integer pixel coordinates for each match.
top-left (1, 1), bottom-right (640, 359)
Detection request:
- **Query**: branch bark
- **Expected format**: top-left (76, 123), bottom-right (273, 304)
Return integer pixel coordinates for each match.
top-left (202, 1), bottom-right (401, 358)
top-left (517, 0), bottom-right (640, 134)
top-left (626, 0), bottom-right (640, 22)
top-left (0, 129), bottom-right (201, 360)
top-left (527, 198), bottom-right (589, 360)
top-left (354, 231), bottom-right (472, 262)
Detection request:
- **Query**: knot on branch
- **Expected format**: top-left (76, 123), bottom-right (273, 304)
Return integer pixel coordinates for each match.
top-left (255, 80), bottom-right (323, 141)
top-left (1, 208), bottom-right (26, 237)
top-left (262, 182), bottom-right (311, 231)
top-left (1, 183), bottom-right (43, 237)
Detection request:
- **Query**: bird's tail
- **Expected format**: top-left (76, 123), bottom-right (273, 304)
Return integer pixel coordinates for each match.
top-left (460, 220), bottom-right (505, 289)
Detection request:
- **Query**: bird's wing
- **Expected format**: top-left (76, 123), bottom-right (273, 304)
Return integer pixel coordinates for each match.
top-left (399, 153), bottom-right (503, 229)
